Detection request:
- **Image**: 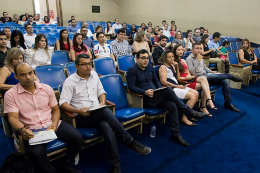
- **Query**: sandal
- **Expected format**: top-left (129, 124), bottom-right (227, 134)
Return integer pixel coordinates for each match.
top-left (200, 106), bottom-right (211, 117)
top-left (206, 99), bottom-right (218, 110)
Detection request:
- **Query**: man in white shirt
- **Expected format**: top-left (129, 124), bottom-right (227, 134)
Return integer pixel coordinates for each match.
top-left (112, 18), bottom-right (122, 30)
top-left (59, 53), bottom-right (151, 173)
top-left (23, 24), bottom-right (37, 48)
top-left (163, 24), bottom-right (171, 38)
top-left (94, 32), bottom-right (115, 61)
top-left (77, 22), bottom-right (93, 37)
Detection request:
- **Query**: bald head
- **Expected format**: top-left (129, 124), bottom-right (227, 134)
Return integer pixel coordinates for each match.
top-left (14, 62), bottom-right (32, 75)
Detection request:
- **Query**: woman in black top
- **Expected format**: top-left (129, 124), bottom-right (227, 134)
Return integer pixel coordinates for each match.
top-left (200, 35), bottom-right (216, 57)
top-left (239, 38), bottom-right (260, 70)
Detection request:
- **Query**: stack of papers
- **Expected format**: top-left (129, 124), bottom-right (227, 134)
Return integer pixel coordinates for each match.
top-left (29, 127), bottom-right (57, 145)
top-left (86, 105), bottom-right (111, 111)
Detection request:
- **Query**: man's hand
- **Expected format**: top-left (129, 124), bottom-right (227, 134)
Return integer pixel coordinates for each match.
top-left (21, 128), bottom-right (34, 140)
top-left (145, 89), bottom-right (154, 97)
top-left (47, 122), bottom-right (58, 132)
top-left (77, 107), bottom-right (91, 117)
top-left (197, 53), bottom-right (203, 62)
top-left (210, 48), bottom-right (216, 51)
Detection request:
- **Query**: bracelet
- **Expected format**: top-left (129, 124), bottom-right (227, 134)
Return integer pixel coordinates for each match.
top-left (101, 102), bottom-right (106, 105)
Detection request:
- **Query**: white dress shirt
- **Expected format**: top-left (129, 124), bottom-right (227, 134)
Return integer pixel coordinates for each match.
top-left (77, 29), bottom-right (93, 37)
top-left (112, 23), bottom-right (122, 30)
top-left (25, 48), bottom-right (52, 70)
top-left (59, 71), bottom-right (106, 111)
top-left (23, 33), bottom-right (37, 48)
top-left (163, 30), bottom-right (171, 38)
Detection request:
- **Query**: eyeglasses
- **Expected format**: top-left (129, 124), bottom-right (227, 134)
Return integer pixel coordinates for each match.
top-left (139, 56), bottom-right (150, 60)
top-left (78, 63), bottom-right (92, 67)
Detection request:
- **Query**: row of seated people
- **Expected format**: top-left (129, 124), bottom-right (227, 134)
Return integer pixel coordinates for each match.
top-left (1, 46), bottom-right (244, 172)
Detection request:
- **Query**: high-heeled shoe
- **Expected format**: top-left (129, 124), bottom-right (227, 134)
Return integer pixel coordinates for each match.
top-left (200, 106), bottom-right (211, 117)
top-left (206, 99), bottom-right (218, 110)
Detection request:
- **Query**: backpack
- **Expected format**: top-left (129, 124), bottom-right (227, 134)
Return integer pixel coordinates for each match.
top-left (0, 152), bottom-right (34, 173)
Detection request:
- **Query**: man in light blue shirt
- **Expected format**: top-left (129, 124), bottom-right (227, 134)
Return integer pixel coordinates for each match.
top-left (67, 19), bottom-right (78, 33)
top-left (208, 32), bottom-right (221, 50)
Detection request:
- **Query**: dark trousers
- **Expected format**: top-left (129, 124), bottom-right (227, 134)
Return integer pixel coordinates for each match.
top-left (75, 107), bottom-right (133, 168)
top-left (252, 59), bottom-right (260, 70)
top-left (205, 73), bottom-right (232, 104)
top-left (143, 88), bottom-right (193, 136)
top-left (26, 121), bottom-right (83, 173)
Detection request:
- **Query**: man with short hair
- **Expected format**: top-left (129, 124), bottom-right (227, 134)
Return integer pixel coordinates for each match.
top-left (127, 49), bottom-right (207, 147)
top-left (193, 28), bottom-right (201, 43)
top-left (0, 12), bottom-right (12, 23)
top-left (122, 22), bottom-right (130, 40)
top-left (186, 43), bottom-right (243, 112)
top-left (68, 16), bottom-right (75, 26)
top-left (60, 54), bottom-right (151, 173)
top-left (23, 24), bottom-right (37, 48)
top-left (25, 15), bottom-right (38, 27)
top-left (163, 24), bottom-right (171, 38)
top-left (112, 18), bottom-right (122, 30)
top-left (67, 19), bottom-right (78, 33)
top-left (161, 20), bottom-right (167, 30)
top-left (80, 26), bottom-right (94, 49)
top-left (94, 32), bottom-right (115, 61)
top-left (208, 32), bottom-right (221, 51)
top-left (5, 62), bottom-right (83, 173)
top-left (203, 30), bottom-right (209, 36)
top-left (0, 31), bottom-right (8, 68)
top-left (199, 27), bottom-right (205, 36)
top-left (152, 35), bottom-right (170, 65)
top-left (111, 29), bottom-right (132, 57)
top-left (77, 22), bottom-right (93, 37)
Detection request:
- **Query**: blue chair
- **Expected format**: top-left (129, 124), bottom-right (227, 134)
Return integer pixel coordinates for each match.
top-left (38, 24), bottom-right (47, 27)
top-left (65, 62), bottom-right (76, 76)
top-left (48, 33), bottom-right (59, 39)
top-left (57, 26), bottom-right (66, 30)
top-left (68, 33), bottom-right (74, 37)
top-left (100, 74), bottom-right (145, 132)
top-left (117, 55), bottom-right (135, 84)
top-left (226, 44), bottom-right (231, 52)
top-left (47, 37), bottom-right (57, 46)
top-left (93, 40), bottom-right (99, 45)
top-left (35, 65), bottom-right (66, 90)
top-left (106, 40), bottom-right (113, 45)
top-left (151, 37), bottom-right (154, 45)
top-left (5, 22), bottom-right (16, 26)
top-left (115, 29), bottom-right (119, 34)
top-left (0, 23), bottom-right (5, 26)
top-left (51, 51), bottom-right (70, 65)
top-left (236, 42), bottom-right (241, 50)
top-left (39, 28), bottom-right (52, 36)
top-left (230, 42), bottom-right (238, 52)
top-left (182, 32), bottom-right (186, 38)
top-left (69, 36), bottom-right (74, 41)
top-left (253, 48), bottom-right (260, 58)
top-left (169, 36), bottom-right (174, 42)
top-left (229, 52), bottom-right (251, 88)
top-left (183, 51), bottom-right (192, 58)
top-left (93, 57), bottom-right (116, 75)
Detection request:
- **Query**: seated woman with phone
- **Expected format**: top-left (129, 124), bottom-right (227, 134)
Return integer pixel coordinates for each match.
top-left (172, 44), bottom-right (217, 117)
top-left (183, 30), bottom-right (195, 51)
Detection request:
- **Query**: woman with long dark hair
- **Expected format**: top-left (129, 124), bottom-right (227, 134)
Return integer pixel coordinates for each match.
top-left (172, 44), bottom-right (217, 116)
top-left (42, 16), bottom-right (50, 25)
top-left (70, 33), bottom-right (92, 62)
top-left (105, 21), bottom-right (116, 39)
top-left (10, 30), bottom-right (27, 52)
top-left (56, 29), bottom-right (73, 54)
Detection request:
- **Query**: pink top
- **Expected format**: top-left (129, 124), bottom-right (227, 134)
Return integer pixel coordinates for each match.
top-left (71, 45), bottom-right (89, 57)
top-left (170, 31), bottom-right (175, 37)
top-left (4, 82), bottom-right (61, 129)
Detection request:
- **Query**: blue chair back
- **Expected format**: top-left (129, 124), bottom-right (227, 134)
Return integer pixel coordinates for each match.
top-left (38, 24), bottom-right (47, 27)
top-left (5, 22), bottom-right (16, 26)
top-left (39, 29), bottom-right (51, 36)
top-left (68, 33), bottom-right (74, 37)
top-left (228, 52), bottom-right (238, 65)
top-left (35, 65), bottom-right (66, 90)
top-left (0, 23), bottom-right (5, 26)
top-left (65, 62), bottom-right (77, 76)
top-left (93, 40), bottom-right (99, 45)
top-left (100, 74), bottom-right (129, 110)
top-left (184, 51), bottom-right (192, 57)
top-left (33, 26), bottom-right (42, 31)
top-left (51, 51), bottom-right (70, 65)
top-left (106, 40), bottom-right (113, 45)
top-left (230, 42), bottom-right (237, 51)
top-left (94, 57), bottom-right (116, 75)
top-left (48, 33), bottom-right (60, 39)
top-left (151, 37), bottom-right (154, 45)
top-left (115, 29), bottom-right (119, 34)
top-left (169, 36), bottom-right (174, 42)
top-left (153, 65), bottom-right (160, 79)
top-left (47, 37), bottom-right (57, 46)
top-left (117, 55), bottom-right (135, 71)
top-left (57, 26), bottom-right (66, 30)
top-left (236, 42), bottom-right (241, 50)
top-left (220, 38), bottom-right (225, 45)
top-left (182, 32), bottom-right (186, 38)
top-left (226, 44), bottom-right (231, 52)
top-left (253, 48), bottom-right (260, 58)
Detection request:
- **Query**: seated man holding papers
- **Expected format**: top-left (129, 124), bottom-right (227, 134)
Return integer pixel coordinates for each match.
top-left (4, 62), bottom-right (83, 173)
top-left (126, 49), bottom-right (207, 147)
top-left (59, 53), bottom-right (151, 173)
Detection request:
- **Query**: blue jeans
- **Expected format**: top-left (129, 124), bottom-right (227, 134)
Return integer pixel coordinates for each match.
top-left (205, 73), bottom-right (232, 104)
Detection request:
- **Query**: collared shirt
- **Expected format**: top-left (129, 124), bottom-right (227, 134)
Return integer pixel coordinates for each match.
top-left (77, 29), bottom-right (93, 38)
top-left (4, 82), bottom-right (60, 129)
top-left (111, 38), bottom-right (132, 57)
top-left (59, 71), bottom-right (106, 110)
top-left (67, 25), bottom-right (79, 33)
top-left (94, 43), bottom-right (112, 58)
top-left (0, 17), bottom-right (12, 23)
top-left (23, 33), bottom-right (37, 48)
top-left (192, 35), bottom-right (201, 43)
top-left (161, 26), bottom-right (170, 31)
top-left (186, 53), bottom-right (211, 76)
top-left (82, 36), bottom-right (94, 49)
top-left (208, 40), bottom-right (220, 50)
top-left (0, 48), bottom-right (9, 68)
top-left (126, 63), bottom-right (161, 95)
top-left (112, 23), bottom-right (122, 30)
top-left (163, 30), bottom-right (171, 38)
top-left (25, 48), bottom-right (52, 70)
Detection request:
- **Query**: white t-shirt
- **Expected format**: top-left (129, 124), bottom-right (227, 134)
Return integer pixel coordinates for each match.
top-left (23, 33), bottom-right (37, 48)
top-left (183, 38), bottom-right (192, 49)
top-left (94, 43), bottom-right (112, 58)
top-left (112, 23), bottom-right (122, 30)
top-left (77, 29), bottom-right (93, 37)
top-left (163, 30), bottom-right (171, 38)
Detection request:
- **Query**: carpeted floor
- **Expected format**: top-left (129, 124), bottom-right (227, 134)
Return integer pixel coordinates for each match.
top-left (236, 79), bottom-right (260, 97)
top-left (0, 79), bottom-right (259, 173)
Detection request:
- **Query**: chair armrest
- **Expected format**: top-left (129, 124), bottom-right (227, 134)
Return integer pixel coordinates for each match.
top-left (202, 56), bottom-right (210, 59)
top-left (60, 109), bottom-right (76, 127)
top-left (126, 91), bottom-right (144, 108)
top-left (98, 74), bottom-right (103, 77)
top-left (126, 90), bottom-right (144, 98)
top-left (230, 64), bottom-right (245, 68)
top-left (63, 110), bottom-right (76, 119)
top-left (105, 100), bottom-right (116, 107)
top-left (117, 69), bottom-right (126, 74)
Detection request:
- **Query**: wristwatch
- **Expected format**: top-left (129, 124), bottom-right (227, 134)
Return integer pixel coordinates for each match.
top-left (18, 127), bottom-right (24, 135)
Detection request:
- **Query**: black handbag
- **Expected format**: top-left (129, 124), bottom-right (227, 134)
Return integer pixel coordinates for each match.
top-left (210, 50), bottom-right (218, 58)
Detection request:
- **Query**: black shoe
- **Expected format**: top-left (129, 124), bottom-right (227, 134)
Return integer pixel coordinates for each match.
top-left (224, 103), bottom-right (241, 112)
top-left (180, 120), bottom-right (197, 126)
top-left (127, 140), bottom-right (151, 154)
top-left (230, 76), bottom-right (243, 82)
top-left (171, 135), bottom-right (189, 147)
top-left (189, 110), bottom-right (207, 119)
top-left (111, 166), bottom-right (122, 173)
top-left (61, 168), bottom-right (81, 173)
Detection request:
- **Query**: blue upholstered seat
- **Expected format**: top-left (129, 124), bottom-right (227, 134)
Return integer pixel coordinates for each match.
top-left (46, 139), bottom-right (67, 154)
top-left (115, 108), bottom-right (145, 122)
top-left (252, 70), bottom-right (260, 74)
top-left (145, 108), bottom-right (167, 116)
top-left (51, 51), bottom-right (70, 65)
top-left (117, 55), bottom-right (135, 72)
top-left (77, 128), bottom-right (101, 140)
top-left (209, 63), bottom-right (217, 68)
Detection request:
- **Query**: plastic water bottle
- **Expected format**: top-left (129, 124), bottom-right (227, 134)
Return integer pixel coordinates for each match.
top-left (150, 125), bottom-right (156, 138)
top-left (75, 155), bottom-right (79, 165)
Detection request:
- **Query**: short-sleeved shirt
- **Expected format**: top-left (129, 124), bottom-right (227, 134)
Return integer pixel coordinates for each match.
top-left (0, 48), bottom-right (9, 68)
top-left (71, 45), bottom-right (89, 57)
top-left (67, 25), bottom-right (79, 33)
top-left (23, 33), bottom-right (37, 48)
top-left (111, 38), bottom-right (132, 57)
top-left (4, 82), bottom-right (61, 129)
top-left (112, 23), bottom-right (122, 30)
top-left (153, 35), bottom-right (160, 43)
top-left (82, 36), bottom-right (94, 49)
top-left (208, 40), bottom-right (220, 50)
top-left (94, 43), bottom-right (112, 58)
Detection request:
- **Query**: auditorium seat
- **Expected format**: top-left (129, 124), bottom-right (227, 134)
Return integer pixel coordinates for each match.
top-left (51, 51), bottom-right (70, 65)
top-left (47, 37), bottom-right (58, 46)
top-left (65, 62), bottom-right (76, 77)
top-left (230, 42), bottom-right (238, 52)
top-left (93, 57), bottom-right (117, 75)
top-left (117, 55), bottom-right (135, 83)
